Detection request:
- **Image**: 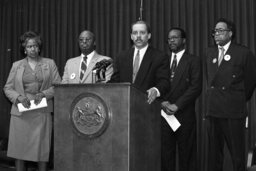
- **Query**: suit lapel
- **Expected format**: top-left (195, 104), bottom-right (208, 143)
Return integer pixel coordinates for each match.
top-left (82, 52), bottom-right (100, 82)
top-left (207, 48), bottom-right (219, 85)
top-left (73, 57), bottom-right (81, 82)
top-left (134, 47), bottom-right (152, 85)
top-left (218, 44), bottom-right (234, 69)
top-left (170, 53), bottom-right (188, 91)
top-left (16, 60), bottom-right (26, 95)
top-left (123, 48), bottom-right (134, 83)
top-left (38, 58), bottom-right (47, 90)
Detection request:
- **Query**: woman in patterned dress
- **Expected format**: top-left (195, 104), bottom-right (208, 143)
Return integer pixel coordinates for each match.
top-left (3, 31), bottom-right (61, 171)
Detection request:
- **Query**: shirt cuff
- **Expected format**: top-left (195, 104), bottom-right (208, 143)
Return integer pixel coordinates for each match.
top-left (152, 87), bottom-right (160, 97)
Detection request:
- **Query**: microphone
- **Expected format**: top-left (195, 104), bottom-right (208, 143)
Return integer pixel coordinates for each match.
top-left (93, 59), bottom-right (112, 70)
top-left (92, 59), bottom-right (112, 83)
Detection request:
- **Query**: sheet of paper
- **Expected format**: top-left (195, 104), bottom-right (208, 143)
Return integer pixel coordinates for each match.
top-left (161, 109), bottom-right (181, 132)
top-left (17, 97), bottom-right (48, 112)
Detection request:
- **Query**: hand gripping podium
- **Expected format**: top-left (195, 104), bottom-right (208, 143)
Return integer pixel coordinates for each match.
top-left (54, 83), bottom-right (161, 171)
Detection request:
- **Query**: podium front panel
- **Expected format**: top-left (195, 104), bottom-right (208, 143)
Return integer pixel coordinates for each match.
top-left (54, 84), bottom-right (161, 171)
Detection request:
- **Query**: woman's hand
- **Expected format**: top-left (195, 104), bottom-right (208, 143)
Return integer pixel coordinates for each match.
top-left (34, 92), bottom-right (45, 105)
top-left (17, 95), bottom-right (31, 109)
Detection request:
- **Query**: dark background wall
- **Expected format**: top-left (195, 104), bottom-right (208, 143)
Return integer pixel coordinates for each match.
top-left (0, 0), bottom-right (255, 170)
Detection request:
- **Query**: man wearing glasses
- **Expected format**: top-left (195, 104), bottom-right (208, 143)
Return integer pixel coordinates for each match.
top-left (62, 30), bottom-right (113, 84)
top-left (205, 18), bottom-right (256, 171)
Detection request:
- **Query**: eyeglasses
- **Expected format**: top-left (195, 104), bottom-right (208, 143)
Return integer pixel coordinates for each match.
top-left (212, 29), bottom-right (230, 36)
top-left (167, 37), bottom-right (181, 41)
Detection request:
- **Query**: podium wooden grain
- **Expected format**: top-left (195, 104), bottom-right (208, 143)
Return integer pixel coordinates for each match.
top-left (54, 83), bottom-right (161, 171)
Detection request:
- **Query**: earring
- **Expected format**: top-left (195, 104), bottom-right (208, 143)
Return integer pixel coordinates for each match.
top-left (24, 51), bottom-right (27, 54)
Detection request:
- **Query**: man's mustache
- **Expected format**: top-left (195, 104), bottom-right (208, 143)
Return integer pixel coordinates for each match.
top-left (135, 38), bottom-right (142, 42)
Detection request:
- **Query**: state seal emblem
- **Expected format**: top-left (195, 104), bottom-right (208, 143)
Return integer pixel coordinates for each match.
top-left (70, 93), bottom-right (110, 138)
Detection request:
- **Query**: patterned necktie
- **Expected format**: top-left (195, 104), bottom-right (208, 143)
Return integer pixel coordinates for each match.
top-left (80, 55), bottom-right (87, 81)
top-left (170, 54), bottom-right (177, 82)
top-left (133, 50), bottom-right (140, 83)
top-left (218, 46), bottom-right (225, 66)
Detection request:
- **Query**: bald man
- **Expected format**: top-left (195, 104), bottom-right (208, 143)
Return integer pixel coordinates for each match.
top-left (62, 30), bottom-right (113, 84)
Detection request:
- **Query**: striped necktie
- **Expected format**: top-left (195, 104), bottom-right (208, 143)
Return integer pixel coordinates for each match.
top-left (170, 54), bottom-right (177, 82)
top-left (133, 50), bottom-right (140, 83)
top-left (218, 46), bottom-right (225, 66)
top-left (80, 55), bottom-right (87, 81)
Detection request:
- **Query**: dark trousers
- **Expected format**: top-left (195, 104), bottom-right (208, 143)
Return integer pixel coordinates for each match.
top-left (161, 118), bottom-right (196, 171)
top-left (207, 117), bottom-right (246, 171)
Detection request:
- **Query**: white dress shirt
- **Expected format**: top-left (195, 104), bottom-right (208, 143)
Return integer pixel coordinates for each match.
top-left (170, 49), bottom-right (185, 68)
top-left (79, 50), bottom-right (95, 74)
top-left (218, 41), bottom-right (231, 57)
top-left (133, 44), bottom-right (149, 67)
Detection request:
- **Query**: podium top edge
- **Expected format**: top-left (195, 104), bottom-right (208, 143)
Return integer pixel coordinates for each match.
top-left (53, 83), bottom-right (131, 87)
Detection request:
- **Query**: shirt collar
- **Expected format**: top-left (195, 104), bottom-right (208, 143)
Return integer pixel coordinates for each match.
top-left (218, 41), bottom-right (231, 52)
top-left (81, 50), bottom-right (95, 64)
top-left (134, 44), bottom-right (149, 56)
top-left (171, 49), bottom-right (185, 65)
top-left (172, 49), bottom-right (185, 57)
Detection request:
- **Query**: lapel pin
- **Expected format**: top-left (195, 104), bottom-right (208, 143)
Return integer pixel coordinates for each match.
top-left (212, 58), bottom-right (217, 64)
top-left (224, 54), bottom-right (231, 61)
top-left (70, 73), bottom-right (76, 79)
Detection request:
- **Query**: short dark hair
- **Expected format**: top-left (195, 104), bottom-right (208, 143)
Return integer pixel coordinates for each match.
top-left (19, 31), bottom-right (42, 56)
top-left (168, 27), bottom-right (186, 39)
top-left (131, 20), bottom-right (151, 34)
top-left (215, 18), bottom-right (236, 38)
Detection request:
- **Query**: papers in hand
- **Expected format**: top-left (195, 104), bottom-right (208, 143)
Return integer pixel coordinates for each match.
top-left (17, 97), bottom-right (48, 112)
top-left (161, 110), bottom-right (181, 132)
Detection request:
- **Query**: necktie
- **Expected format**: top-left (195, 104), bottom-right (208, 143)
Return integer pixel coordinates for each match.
top-left (80, 56), bottom-right (87, 81)
top-left (170, 54), bottom-right (177, 82)
top-left (218, 46), bottom-right (225, 66)
top-left (133, 50), bottom-right (140, 82)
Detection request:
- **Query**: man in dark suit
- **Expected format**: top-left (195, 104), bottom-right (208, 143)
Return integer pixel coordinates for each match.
top-left (205, 18), bottom-right (256, 171)
top-left (109, 20), bottom-right (170, 104)
top-left (161, 27), bottom-right (202, 171)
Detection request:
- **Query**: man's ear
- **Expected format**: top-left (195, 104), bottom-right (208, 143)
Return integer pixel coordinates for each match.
top-left (148, 33), bottom-right (151, 39)
top-left (130, 33), bottom-right (134, 41)
top-left (229, 31), bottom-right (233, 38)
top-left (182, 38), bottom-right (186, 44)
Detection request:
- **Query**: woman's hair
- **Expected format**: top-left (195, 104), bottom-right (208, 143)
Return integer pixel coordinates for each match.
top-left (19, 31), bottom-right (42, 56)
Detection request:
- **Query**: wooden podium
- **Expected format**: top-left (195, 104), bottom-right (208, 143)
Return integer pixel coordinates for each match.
top-left (54, 83), bottom-right (161, 171)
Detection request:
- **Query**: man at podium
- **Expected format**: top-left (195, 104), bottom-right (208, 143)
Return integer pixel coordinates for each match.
top-left (62, 30), bottom-right (113, 84)
top-left (109, 20), bottom-right (170, 104)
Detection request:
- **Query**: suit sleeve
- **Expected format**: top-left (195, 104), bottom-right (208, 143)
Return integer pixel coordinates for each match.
top-left (61, 60), bottom-right (70, 84)
top-left (244, 50), bottom-right (256, 100)
top-left (108, 56), bottom-right (120, 83)
top-left (155, 53), bottom-right (170, 96)
top-left (3, 63), bottom-right (21, 104)
top-left (175, 56), bottom-right (202, 109)
top-left (41, 60), bottom-right (61, 99)
top-left (104, 62), bottom-right (114, 82)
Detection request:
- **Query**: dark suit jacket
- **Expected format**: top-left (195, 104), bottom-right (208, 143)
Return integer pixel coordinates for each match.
top-left (110, 46), bottom-right (170, 96)
top-left (163, 53), bottom-right (202, 124)
top-left (205, 43), bottom-right (256, 118)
